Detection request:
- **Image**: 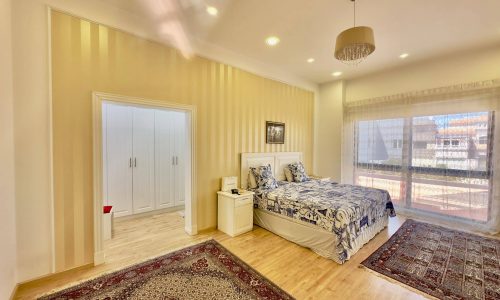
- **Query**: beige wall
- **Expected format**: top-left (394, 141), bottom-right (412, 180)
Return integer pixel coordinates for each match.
top-left (0, 0), bottom-right (18, 297)
top-left (51, 11), bottom-right (314, 272)
top-left (12, 0), bottom-right (54, 282)
top-left (11, 0), bottom-right (316, 282)
top-left (314, 81), bottom-right (344, 181)
top-left (316, 45), bottom-right (500, 183)
top-left (345, 45), bottom-right (500, 102)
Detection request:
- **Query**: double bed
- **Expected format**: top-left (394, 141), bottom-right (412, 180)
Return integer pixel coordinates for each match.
top-left (241, 152), bottom-right (395, 264)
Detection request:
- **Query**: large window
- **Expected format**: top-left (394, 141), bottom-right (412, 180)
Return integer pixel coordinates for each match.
top-left (355, 112), bottom-right (493, 222)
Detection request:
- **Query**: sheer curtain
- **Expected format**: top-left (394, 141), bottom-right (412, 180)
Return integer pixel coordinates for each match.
top-left (342, 79), bottom-right (500, 233)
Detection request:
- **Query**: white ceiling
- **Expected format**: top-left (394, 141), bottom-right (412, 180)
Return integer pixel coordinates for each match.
top-left (102, 0), bottom-right (500, 84)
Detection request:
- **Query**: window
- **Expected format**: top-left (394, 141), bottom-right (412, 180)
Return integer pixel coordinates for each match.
top-left (356, 118), bottom-right (405, 204)
top-left (355, 112), bottom-right (493, 222)
top-left (413, 141), bottom-right (428, 149)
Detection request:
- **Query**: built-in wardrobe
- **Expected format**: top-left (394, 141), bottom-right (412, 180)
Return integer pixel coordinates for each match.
top-left (102, 102), bottom-right (186, 217)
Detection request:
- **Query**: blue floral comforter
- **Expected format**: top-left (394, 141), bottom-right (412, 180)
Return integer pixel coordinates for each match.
top-left (251, 180), bottom-right (394, 260)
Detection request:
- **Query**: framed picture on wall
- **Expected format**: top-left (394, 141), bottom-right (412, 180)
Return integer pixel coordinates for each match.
top-left (266, 121), bottom-right (285, 144)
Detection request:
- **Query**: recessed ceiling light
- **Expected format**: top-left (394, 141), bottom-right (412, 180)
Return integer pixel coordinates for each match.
top-left (265, 36), bottom-right (280, 46)
top-left (332, 71), bottom-right (342, 77)
top-left (307, 58), bottom-right (315, 63)
top-left (206, 6), bottom-right (218, 16)
top-left (399, 53), bottom-right (409, 59)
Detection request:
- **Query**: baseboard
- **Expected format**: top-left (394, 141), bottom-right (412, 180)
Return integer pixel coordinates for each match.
top-left (94, 250), bottom-right (105, 265)
top-left (115, 205), bottom-right (185, 222)
top-left (185, 224), bottom-right (198, 235)
top-left (9, 283), bottom-right (18, 300)
top-left (17, 263), bottom-right (93, 292)
top-left (197, 226), bottom-right (217, 234)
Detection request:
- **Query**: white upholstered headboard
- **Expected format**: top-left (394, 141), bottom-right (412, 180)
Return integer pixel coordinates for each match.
top-left (240, 152), bottom-right (303, 189)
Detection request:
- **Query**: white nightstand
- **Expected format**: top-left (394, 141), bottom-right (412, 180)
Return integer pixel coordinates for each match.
top-left (217, 190), bottom-right (255, 237)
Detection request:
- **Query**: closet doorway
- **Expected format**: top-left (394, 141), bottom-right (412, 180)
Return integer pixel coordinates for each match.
top-left (92, 93), bottom-right (197, 265)
top-left (102, 102), bottom-right (186, 217)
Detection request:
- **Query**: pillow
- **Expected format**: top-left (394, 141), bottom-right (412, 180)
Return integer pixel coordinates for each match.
top-left (250, 164), bottom-right (278, 189)
top-left (283, 167), bottom-right (293, 182)
top-left (288, 162), bottom-right (309, 182)
top-left (248, 171), bottom-right (258, 189)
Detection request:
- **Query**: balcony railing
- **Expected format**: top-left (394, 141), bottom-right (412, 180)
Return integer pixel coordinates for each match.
top-left (356, 163), bottom-right (490, 222)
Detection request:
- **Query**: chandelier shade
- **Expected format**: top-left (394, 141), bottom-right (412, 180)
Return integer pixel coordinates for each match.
top-left (334, 26), bottom-right (375, 65)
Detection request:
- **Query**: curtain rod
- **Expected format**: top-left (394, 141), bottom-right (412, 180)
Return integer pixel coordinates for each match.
top-left (346, 78), bottom-right (500, 109)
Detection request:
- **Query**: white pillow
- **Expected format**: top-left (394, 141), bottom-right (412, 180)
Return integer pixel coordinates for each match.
top-left (248, 171), bottom-right (258, 189)
top-left (250, 164), bottom-right (278, 189)
top-left (283, 167), bottom-right (293, 182)
top-left (288, 162), bottom-right (310, 182)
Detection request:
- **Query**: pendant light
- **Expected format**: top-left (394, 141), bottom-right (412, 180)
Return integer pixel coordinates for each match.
top-left (334, 0), bottom-right (375, 65)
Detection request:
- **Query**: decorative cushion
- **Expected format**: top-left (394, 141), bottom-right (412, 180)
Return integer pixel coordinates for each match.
top-left (250, 164), bottom-right (278, 189)
top-left (288, 162), bottom-right (309, 182)
top-left (248, 171), bottom-right (258, 189)
top-left (283, 167), bottom-right (293, 182)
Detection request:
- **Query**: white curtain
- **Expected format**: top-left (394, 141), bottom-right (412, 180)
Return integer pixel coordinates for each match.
top-left (342, 79), bottom-right (500, 233)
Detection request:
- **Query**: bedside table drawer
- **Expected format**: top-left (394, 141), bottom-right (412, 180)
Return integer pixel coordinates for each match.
top-left (217, 190), bottom-right (255, 237)
top-left (234, 196), bottom-right (253, 207)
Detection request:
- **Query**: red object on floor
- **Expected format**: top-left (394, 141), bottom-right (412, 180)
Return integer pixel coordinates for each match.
top-left (103, 206), bottom-right (112, 214)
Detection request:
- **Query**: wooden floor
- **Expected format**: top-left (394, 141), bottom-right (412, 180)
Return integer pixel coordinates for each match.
top-left (15, 211), bottom-right (428, 300)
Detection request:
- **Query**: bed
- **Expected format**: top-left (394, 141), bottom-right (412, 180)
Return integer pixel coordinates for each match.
top-left (241, 152), bottom-right (395, 264)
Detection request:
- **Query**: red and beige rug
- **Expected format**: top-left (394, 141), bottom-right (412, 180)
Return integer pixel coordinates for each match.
top-left (39, 240), bottom-right (293, 300)
top-left (362, 219), bottom-right (500, 300)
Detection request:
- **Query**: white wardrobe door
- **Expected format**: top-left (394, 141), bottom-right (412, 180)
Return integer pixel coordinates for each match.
top-left (173, 111), bottom-right (186, 206)
top-left (154, 110), bottom-right (174, 209)
top-left (105, 103), bottom-right (133, 217)
top-left (132, 107), bottom-right (155, 214)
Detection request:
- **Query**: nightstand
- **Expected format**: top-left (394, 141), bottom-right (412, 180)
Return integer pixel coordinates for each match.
top-left (217, 190), bottom-right (255, 237)
top-left (310, 175), bottom-right (331, 181)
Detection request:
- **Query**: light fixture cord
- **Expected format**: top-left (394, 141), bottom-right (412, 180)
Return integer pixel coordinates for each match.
top-left (353, 0), bottom-right (356, 27)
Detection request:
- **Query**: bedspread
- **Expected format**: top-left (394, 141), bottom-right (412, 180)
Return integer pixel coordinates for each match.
top-left (251, 180), bottom-right (394, 262)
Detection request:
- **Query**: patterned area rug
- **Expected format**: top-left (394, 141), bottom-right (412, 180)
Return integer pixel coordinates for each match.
top-left (362, 219), bottom-right (500, 300)
top-left (39, 240), bottom-right (293, 300)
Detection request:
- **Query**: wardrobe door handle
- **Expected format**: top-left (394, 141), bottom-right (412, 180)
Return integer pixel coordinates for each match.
top-left (129, 158), bottom-right (132, 168)
top-left (176, 156), bottom-right (178, 165)
top-left (134, 158), bottom-right (137, 167)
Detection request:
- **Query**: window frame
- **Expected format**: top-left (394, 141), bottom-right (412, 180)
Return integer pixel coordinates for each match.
top-left (355, 111), bottom-right (494, 223)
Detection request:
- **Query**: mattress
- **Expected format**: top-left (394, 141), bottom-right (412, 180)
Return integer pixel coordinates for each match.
top-left (254, 208), bottom-right (388, 264)
top-left (250, 179), bottom-right (393, 263)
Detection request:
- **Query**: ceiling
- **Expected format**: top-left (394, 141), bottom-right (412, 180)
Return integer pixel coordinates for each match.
top-left (102, 0), bottom-right (500, 84)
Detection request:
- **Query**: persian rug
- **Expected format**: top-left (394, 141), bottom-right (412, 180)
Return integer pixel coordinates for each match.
top-left (39, 240), bottom-right (293, 300)
top-left (361, 219), bottom-right (500, 300)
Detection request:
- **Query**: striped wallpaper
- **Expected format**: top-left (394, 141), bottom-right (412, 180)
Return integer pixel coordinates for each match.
top-left (51, 11), bottom-right (314, 272)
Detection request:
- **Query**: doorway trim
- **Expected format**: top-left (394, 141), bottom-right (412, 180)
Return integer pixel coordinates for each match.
top-left (92, 92), bottom-right (197, 265)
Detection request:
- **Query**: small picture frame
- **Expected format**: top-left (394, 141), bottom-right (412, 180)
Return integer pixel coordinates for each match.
top-left (266, 121), bottom-right (285, 144)
top-left (221, 176), bottom-right (238, 192)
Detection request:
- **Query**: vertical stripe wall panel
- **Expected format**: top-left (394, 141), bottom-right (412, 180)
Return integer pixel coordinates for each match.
top-left (51, 11), bottom-right (314, 272)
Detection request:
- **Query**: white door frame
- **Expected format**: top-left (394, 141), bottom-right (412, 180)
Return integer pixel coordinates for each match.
top-left (92, 92), bottom-right (197, 265)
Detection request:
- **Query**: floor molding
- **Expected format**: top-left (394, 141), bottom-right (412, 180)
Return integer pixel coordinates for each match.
top-left (17, 263), bottom-right (93, 292)
top-left (198, 226), bottom-right (217, 234)
top-left (114, 206), bottom-right (185, 222)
